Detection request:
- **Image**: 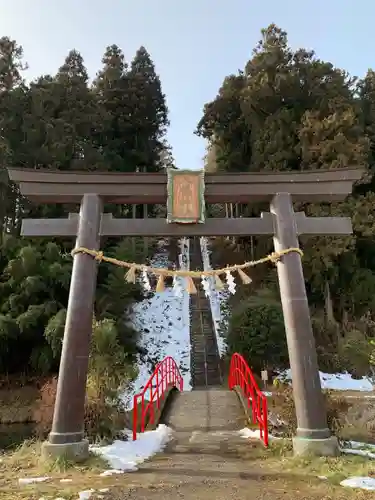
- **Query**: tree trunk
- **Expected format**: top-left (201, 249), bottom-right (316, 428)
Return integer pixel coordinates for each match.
top-left (324, 280), bottom-right (336, 325)
top-left (143, 203), bottom-right (148, 255)
top-left (132, 204), bottom-right (136, 254)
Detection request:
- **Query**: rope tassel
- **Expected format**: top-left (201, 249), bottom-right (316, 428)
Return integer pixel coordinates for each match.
top-left (237, 268), bottom-right (252, 285)
top-left (186, 276), bottom-right (197, 294)
top-left (214, 274), bottom-right (224, 290)
top-left (156, 274), bottom-right (166, 292)
top-left (125, 265), bottom-right (137, 284)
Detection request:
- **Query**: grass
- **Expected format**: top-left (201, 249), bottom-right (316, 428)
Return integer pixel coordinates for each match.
top-left (227, 438), bottom-right (374, 499)
top-left (1, 435), bottom-right (374, 500)
top-left (259, 440), bottom-right (373, 485)
top-left (0, 439), bottom-right (115, 500)
top-left (227, 436), bottom-right (372, 482)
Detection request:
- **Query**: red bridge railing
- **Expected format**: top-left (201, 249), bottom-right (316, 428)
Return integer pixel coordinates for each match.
top-left (132, 356), bottom-right (183, 441)
top-left (229, 353), bottom-right (269, 446)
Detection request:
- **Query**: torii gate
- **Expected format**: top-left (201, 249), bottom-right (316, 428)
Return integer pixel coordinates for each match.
top-left (8, 167), bottom-right (362, 460)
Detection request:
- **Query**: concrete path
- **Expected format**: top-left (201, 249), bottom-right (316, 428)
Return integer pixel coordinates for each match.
top-left (110, 390), bottom-right (347, 499)
top-left (113, 429), bottom-right (344, 500)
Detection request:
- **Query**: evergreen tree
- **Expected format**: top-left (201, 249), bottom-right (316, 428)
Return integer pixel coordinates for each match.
top-left (0, 41), bottom-right (167, 375)
top-left (53, 50), bottom-right (106, 170)
top-left (0, 37), bottom-right (28, 236)
top-left (127, 46), bottom-right (169, 172)
top-left (197, 24), bottom-right (375, 371)
top-left (93, 44), bottom-right (129, 172)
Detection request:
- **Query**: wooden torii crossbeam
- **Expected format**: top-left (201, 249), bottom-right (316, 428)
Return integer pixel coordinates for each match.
top-left (20, 212), bottom-right (353, 238)
top-left (7, 166), bottom-right (363, 460)
top-left (8, 167), bottom-right (360, 204)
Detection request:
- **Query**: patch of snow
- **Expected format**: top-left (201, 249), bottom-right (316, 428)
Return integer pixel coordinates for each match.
top-left (199, 237), bottom-right (229, 356)
top-left (340, 477), bottom-right (375, 490)
top-left (91, 424), bottom-right (173, 473)
top-left (78, 490), bottom-right (95, 500)
top-left (279, 369), bottom-right (373, 392)
top-left (18, 476), bottom-right (50, 485)
top-left (347, 440), bottom-right (375, 450)
top-left (60, 478), bottom-right (73, 483)
top-left (341, 440), bottom-right (375, 459)
top-left (123, 238), bottom-right (191, 408)
top-left (238, 427), bottom-right (280, 440)
top-left (268, 412), bottom-right (287, 428)
top-left (345, 394), bottom-right (375, 399)
top-left (99, 469), bottom-right (124, 477)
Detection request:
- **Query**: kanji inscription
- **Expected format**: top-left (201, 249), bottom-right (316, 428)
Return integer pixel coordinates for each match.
top-left (167, 169), bottom-right (205, 224)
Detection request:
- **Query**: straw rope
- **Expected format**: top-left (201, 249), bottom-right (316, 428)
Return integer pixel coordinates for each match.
top-left (71, 246), bottom-right (303, 290)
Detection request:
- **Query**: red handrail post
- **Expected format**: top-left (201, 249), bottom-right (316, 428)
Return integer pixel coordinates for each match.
top-left (156, 370), bottom-right (160, 409)
top-left (150, 392), bottom-right (155, 425)
top-left (132, 395), bottom-right (138, 441)
top-left (141, 395), bottom-right (145, 433)
top-left (263, 396), bottom-right (269, 446)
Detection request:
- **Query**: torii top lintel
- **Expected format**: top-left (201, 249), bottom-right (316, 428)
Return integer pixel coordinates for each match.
top-left (7, 167), bottom-right (364, 204)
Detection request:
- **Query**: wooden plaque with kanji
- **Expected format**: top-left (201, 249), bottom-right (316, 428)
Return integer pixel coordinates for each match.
top-left (167, 169), bottom-right (205, 224)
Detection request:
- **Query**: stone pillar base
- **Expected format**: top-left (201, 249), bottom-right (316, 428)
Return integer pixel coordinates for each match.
top-left (292, 435), bottom-right (339, 457)
top-left (41, 439), bottom-right (89, 463)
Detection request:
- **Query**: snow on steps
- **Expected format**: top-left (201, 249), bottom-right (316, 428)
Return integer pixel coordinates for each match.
top-left (125, 239), bottom-right (192, 409)
top-left (199, 236), bottom-right (229, 357)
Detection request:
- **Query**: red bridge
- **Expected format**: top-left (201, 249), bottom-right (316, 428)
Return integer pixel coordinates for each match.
top-left (132, 353), bottom-right (268, 447)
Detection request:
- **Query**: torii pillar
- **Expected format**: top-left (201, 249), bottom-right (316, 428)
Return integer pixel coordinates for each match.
top-left (270, 193), bottom-right (338, 455)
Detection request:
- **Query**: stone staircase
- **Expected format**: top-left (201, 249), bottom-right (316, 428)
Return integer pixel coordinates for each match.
top-left (189, 237), bottom-right (222, 388)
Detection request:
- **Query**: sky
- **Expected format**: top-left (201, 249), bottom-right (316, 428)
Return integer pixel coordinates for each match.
top-left (0, 1), bottom-right (373, 170)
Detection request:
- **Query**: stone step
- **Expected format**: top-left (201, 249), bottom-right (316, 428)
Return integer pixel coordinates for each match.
top-left (162, 389), bottom-right (244, 432)
top-left (166, 429), bottom-right (250, 456)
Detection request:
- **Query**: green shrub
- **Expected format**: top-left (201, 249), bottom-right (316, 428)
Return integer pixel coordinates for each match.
top-left (312, 316), bottom-right (342, 373)
top-left (312, 315), bottom-right (373, 376)
top-left (33, 318), bottom-right (137, 443)
top-left (227, 300), bottom-right (289, 373)
top-left (0, 236), bottom-right (144, 374)
top-left (337, 327), bottom-right (371, 377)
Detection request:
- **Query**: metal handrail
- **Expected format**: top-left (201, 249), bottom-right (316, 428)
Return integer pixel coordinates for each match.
top-left (133, 356), bottom-right (183, 441)
top-left (229, 353), bottom-right (269, 446)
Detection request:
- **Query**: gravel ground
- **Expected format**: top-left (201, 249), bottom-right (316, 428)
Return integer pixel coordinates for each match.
top-left (103, 431), bottom-right (370, 500)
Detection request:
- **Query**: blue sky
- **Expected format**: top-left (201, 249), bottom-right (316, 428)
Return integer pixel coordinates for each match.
top-left (0, 1), bottom-right (373, 170)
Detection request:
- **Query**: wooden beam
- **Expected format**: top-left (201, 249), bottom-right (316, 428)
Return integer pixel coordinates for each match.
top-left (294, 212), bottom-right (353, 235)
top-left (261, 212), bottom-right (353, 235)
top-left (7, 167), bottom-right (364, 185)
top-left (21, 212), bottom-right (353, 238)
top-left (100, 215), bottom-right (275, 237)
top-left (8, 167), bottom-right (364, 204)
top-left (21, 216), bottom-right (79, 237)
top-left (21, 215), bottom-right (275, 238)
